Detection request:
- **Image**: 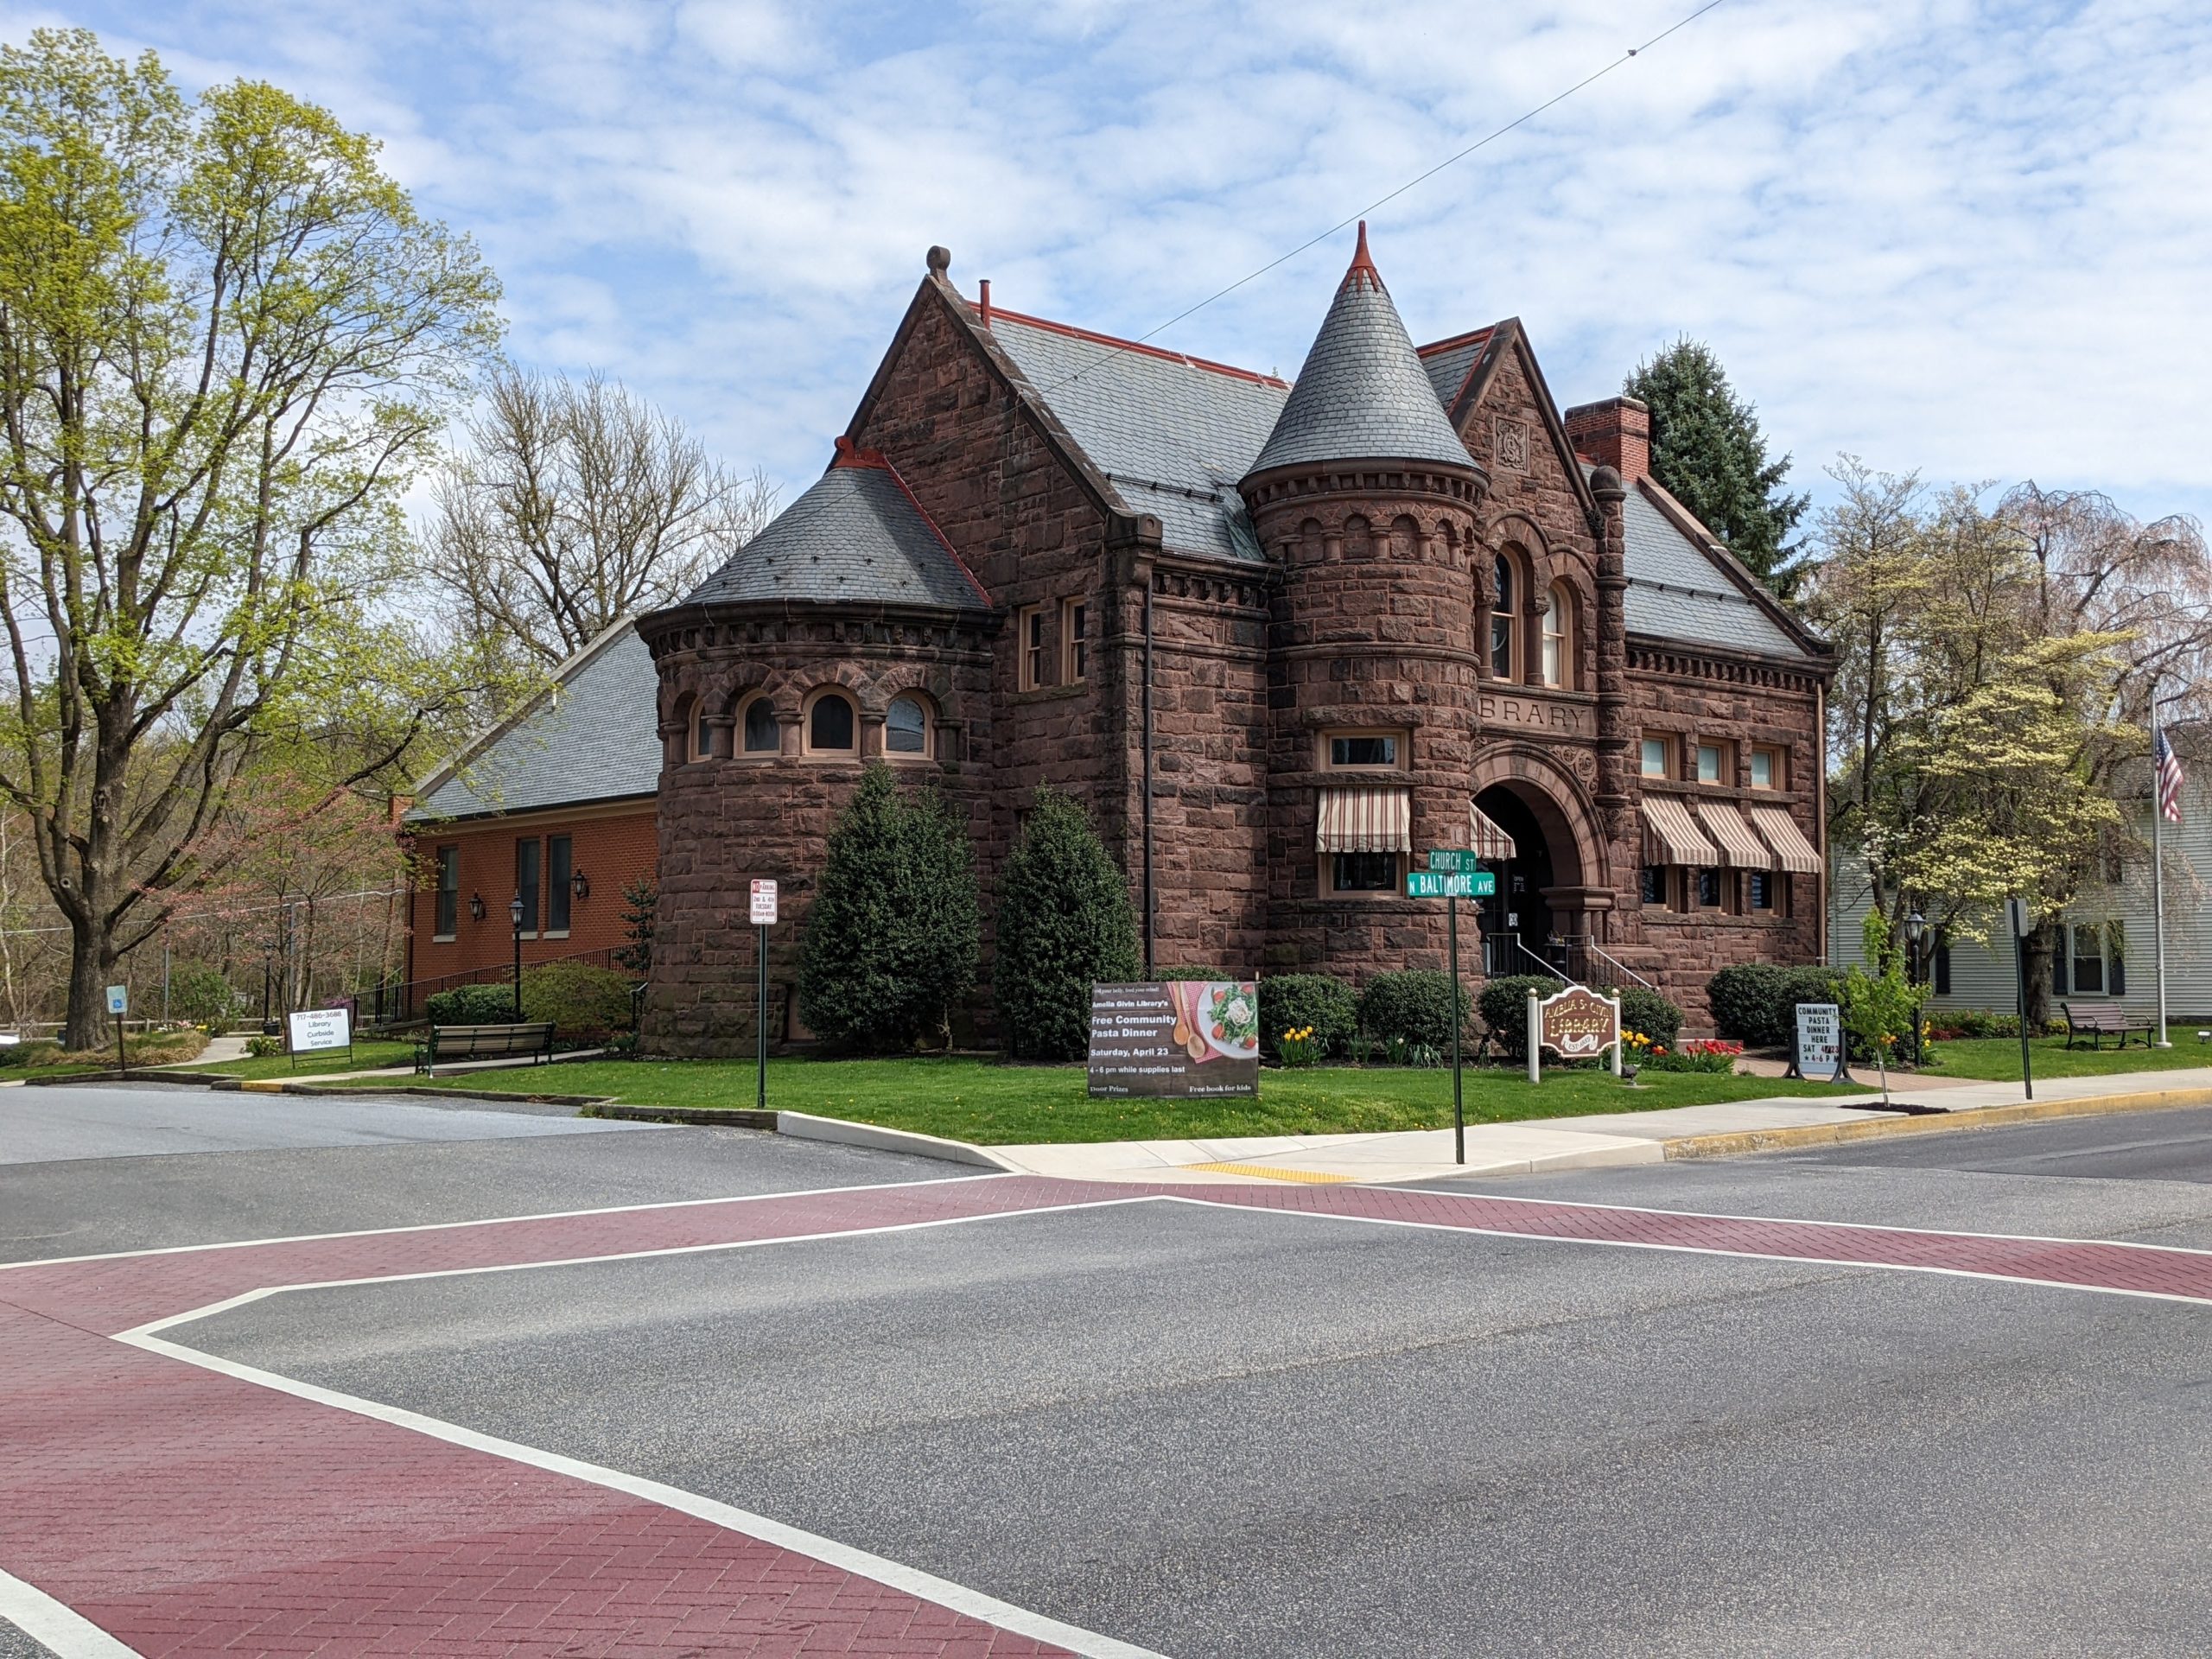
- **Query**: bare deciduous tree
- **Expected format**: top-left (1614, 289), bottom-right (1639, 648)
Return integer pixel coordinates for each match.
top-left (428, 366), bottom-right (778, 665)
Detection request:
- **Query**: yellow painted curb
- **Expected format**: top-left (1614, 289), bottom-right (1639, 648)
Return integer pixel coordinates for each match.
top-left (1185, 1161), bottom-right (1355, 1184)
top-left (238, 1078), bottom-right (286, 1095)
top-left (1666, 1084), bottom-right (2212, 1160)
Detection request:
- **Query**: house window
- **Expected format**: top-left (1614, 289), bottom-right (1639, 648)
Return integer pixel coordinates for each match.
top-left (1324, 731), bottom-right (1404, 770)
top-left (1490, 554), bottom-right (1518, 679)
top-left (1696, 743), bottom-right (1725, 785)
top-left (1640, 735), bottom-right (1674, 779)
top-left (886, 695), bottom-right (931, 757)
top-left (2070, 923), bottom-right (2107, 995)
top-left (1061, 599), bottom-right (1088, 683)
top-left (693, 702), bottom-right (715, 762)
top-left (1934, 927), bottom-right (1952, 995)
top-left (805, 690), bottom-right (857, 755)
top-left (515, 837), bottom-right (541, 935)
top-left (547, 836), bottom-right (573, 935)
top-left (1748, 871), bottom-right (1776, 912)
top-left (1640, 866), bottom-right (1670, 908)
top-left (1694, 868), bottom-right (1725, 910)
top-left (1332, 851), bottom-right (1400, 893)
top-left (741, 695), bottom-right (779, 753)
top-left (434, 846), bottom-right (459, 939)
top-left (1750, 747), bottom-right (1783, 789)
top-left (1018, 605), bottom-right (1046, 690)
top-left (1540, 586), bottom-right (1571, 688)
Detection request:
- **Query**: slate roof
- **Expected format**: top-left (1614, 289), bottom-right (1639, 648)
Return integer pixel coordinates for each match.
top-left (1416, 327), bottom-right (1497, 414)
top-left (985, 310), bottom-right (1287, 563)
top-left (1247, 224), bottom-right (1477, 479)
top-left (405, 621), bottom-right (661, 823)
top-left (1618, 475), bottom-right (1808, 658)
top-left (683, 442), bottom-right (988, 610)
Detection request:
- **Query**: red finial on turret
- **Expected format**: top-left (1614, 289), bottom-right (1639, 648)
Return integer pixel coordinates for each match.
top-left (1344, 219), bottom-right (1384, 293)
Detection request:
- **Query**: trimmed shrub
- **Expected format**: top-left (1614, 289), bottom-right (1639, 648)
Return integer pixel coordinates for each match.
top-left (994, 788), bottom-right (1141, 1060)
top-left (799, 763), bottom-right (981, 1053)
top-left (1154, 963), bottom-right (1232, 982)
top-left (1616, 984), bottom-right (1683, 1052)
top-left (522, 961), bottom-right (638, 1037)
top-left (1477, 974), bottom-right (1564, 1060)
top-left (426, 982), bottom-right (523, 1024)
top-left (1359, 970), bottom-right (1471, 1055)
top-left (1707, 963), bottom-right (1843, 1047)
top-left (1259, 974), bottom-right (1357, 1060)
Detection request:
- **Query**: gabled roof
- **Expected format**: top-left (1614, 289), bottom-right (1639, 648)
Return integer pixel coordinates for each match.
top-left (1247, 223), bottom-right (1478, 479)
top-left (1615, 472), bottom-right (1825, 661)
top-left (982, 309), bottom-right (1287, 564)
top-left (405, 620), bottom-right (660, 823)
top-left (683, 439), bottom-right (988, 611)
top-left (1416, 325), bottom-right (1498, 415)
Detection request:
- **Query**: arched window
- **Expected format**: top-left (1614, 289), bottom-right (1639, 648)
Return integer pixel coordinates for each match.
top-left (679, 696), bottom-right (712, 762)
top-left (1541, 585), bottom-right (1573, 689)
top-left (805, 689), bottom-right (857, 756)
top-left (886, 694), bottom-right (931, 758)
top-left (1491, 553), bottom-right (1518, 680)
top-left (740, 694), bottom-right (779, 754)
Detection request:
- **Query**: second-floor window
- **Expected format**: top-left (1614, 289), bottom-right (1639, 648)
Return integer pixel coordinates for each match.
top-left (434, 846), bottom-right (459, 938)
top-left (1062, 599), bottom-right (1088, 683)
top-left (1018, 606), bottom-right (1046, 690)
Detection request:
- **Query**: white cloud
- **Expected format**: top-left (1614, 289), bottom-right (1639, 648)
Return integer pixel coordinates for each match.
top-left (39, 0), bottom-right (2212, 530)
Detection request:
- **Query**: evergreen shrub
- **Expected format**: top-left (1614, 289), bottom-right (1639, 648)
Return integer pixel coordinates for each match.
top-left (798, 763), bottom-right (980, 1053)
top-left (994, 788), bottom-right (1141, 1060)
top-left (1258, 974), bottom-right (1357, 1060)
top-left (521, 961), bottom-right (637, 1037)
top-left (1477, 974), bottom-right (1564, 1059)
top-left (1707, 963), bottom-right (1846, 1047)
top-left (1615, 984), bottom-right (1684, 1052)
top-left (1359, 969), bottom-right (1471, 1055)
top-left (425, 982), bottom-right (521, 1024)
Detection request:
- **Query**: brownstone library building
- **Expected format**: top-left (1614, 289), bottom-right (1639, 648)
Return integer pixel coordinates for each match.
top-left (410, 226), bottom-right (1831, 1049)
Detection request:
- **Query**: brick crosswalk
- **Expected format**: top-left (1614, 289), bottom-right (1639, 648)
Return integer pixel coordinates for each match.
top-left (4, 1171), bottom-right (2209, 1656)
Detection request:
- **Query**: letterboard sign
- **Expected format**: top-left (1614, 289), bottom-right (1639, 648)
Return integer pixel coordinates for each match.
top-left (1086, 982), bottom-right (1260, 1099)
top-left (1792, 1001), bottom-right (1850, 1083)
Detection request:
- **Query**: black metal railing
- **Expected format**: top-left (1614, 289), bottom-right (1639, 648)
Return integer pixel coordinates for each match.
top-left (353, 945), bottom-right (641, 1027)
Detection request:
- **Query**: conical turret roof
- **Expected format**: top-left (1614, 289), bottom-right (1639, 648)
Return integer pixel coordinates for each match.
top-left (1244, 223), bottom-right (1475, 479)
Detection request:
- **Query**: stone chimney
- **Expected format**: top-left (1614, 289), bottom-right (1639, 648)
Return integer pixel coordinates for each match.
top-left (1563, 396), bottom-right (1649, 485)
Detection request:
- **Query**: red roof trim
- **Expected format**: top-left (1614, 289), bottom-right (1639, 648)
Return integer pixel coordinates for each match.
top-left (831, 438), bottom-right (992, 607)
top-left (983, 306), bottom-right (1288, 389)
top-left (1415, 326), bottom-right (1497, 359)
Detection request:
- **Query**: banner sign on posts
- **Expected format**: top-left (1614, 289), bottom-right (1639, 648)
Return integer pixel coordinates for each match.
top-left (1087, 982), bottom-right (1260, 1098)
top-left (750, 879), bottom-right (778, 925)
top-left (1791, 1001), bottom-right (1850, 1084)
top-left (1406, 871), bottom-right (1495, 898)
top-left (287, 1007), bottom-right (352, 1055)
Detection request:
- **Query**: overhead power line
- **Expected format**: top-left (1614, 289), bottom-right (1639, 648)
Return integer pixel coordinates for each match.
top-left (1038, 0), bottom-right (1732, 395)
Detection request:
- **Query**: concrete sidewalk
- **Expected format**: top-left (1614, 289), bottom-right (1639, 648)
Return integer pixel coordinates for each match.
top-left (990, 1067), bottom-right (2212, 1185)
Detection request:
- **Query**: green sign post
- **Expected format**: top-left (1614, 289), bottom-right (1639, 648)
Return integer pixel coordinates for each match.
top-left (1407, 855), bottom-right (1497, 1164)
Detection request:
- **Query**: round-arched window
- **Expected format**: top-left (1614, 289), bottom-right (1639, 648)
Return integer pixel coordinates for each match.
top-left (886, 695), bottom-right (931, 756)
top-left (1541, 586), bottom-right (1573, 689)
top-left (741, 695), bottom-right (779, 753)
top-left (806, 690), bottom-right (856, 755)
top-left (1491, 554), bottom-right (1518, 679)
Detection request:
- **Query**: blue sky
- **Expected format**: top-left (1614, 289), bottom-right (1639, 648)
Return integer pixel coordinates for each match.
top-left (28, 0), bottom-right (2212, 531)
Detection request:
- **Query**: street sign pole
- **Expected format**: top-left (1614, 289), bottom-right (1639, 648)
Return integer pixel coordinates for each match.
top-left (1448, 893), bottom-right (1464, 1165)
top-left (750, 879), bottom-right (779, 1114)
top-left (2008, 896), bottom-right (2033, 1102)
top-left (105, 983), bottom-right (128, 1074)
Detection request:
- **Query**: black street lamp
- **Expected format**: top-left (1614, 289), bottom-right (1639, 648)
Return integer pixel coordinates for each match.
top-left (261, 937), bottom-right (279, 1036)
top-left (1905, 909), bottom-right (1927, 1064)
top-left (509, 891), bottom-right (525, 1020)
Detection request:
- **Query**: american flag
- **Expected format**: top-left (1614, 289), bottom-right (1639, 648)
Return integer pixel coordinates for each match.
top-left (2155, 725), bottom-right (2185, 824)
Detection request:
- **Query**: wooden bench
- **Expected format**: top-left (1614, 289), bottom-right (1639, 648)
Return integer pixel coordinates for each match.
top-left (2060, 1001), bottom-right (2154, 1051)
top-left (414, 1021), bottom-right (556, 1075)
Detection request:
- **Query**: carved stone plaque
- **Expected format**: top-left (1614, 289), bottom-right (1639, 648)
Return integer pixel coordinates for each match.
top-left (1495, 417), bottom-right (1529, 472)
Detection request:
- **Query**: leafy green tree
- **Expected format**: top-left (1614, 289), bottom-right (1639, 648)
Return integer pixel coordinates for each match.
top-left (614, 873), bottom-right (657, 976)
top-left (798, 764), bottom-right (979, 1052)
top-left (1624, 339), bottom-right (1808, 592)
top-left (994, 787), bottom-right (1140, 1060)
top-left (1842, 910), bottom-right (1925, 1106)
top-left (0, 30), bottom-right (502, 1046)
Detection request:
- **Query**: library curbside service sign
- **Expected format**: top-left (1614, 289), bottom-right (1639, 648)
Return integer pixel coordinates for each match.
top-left (1087, 982), bottom-right (1260, 1098)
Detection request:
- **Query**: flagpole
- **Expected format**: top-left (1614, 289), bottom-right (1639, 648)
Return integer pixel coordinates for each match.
top-left (2152, 682), bottom-right (2171, 1048)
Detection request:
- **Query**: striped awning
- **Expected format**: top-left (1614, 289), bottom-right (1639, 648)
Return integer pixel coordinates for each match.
top-left (1694, 799), bottom-right (1774, 868)
top-left (1641, 793), bottom-right (1720, 866)
top-left (1317, 785), bottom-right (1412, 854)
top-left (1468, 802), bottom-right (1518, 860)
top-left (1746, 802), bottom-right (1823, 874)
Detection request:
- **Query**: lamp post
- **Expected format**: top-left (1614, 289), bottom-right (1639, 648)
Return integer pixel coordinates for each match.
top-left (1904, 908), bottom-right (1927, 1065)
top-left (261, 938), bottom-right (278, 1036)
top-left (509, 892), bottom-right (525, 1020)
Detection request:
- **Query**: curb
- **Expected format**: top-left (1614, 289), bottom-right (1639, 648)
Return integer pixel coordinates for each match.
top-left (583, 1104), bottom-right (778, 1129)
top-left (775, 1110), bottom-right (1020, 1171)
top-left (1664, 1084), bottom-right (2212, 1160)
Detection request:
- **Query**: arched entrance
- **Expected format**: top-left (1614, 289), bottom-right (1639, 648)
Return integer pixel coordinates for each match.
top-left (1474, 780), bottom-right (1586, 978)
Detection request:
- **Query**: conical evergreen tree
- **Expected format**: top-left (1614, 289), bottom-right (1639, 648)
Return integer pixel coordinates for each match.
top-left (1625, 339), bottom-right (1809, 594)
top-left (798, 763), bottom-right (979, 1052)
top-left (994, 787), bottom-right (1141, 1060)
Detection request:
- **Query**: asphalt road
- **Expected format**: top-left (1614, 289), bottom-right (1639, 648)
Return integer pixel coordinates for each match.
top-left (20, 1087), bottom-right (2212, 1656)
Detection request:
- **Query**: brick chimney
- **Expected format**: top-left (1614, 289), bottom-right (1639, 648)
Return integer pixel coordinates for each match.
top-left (1563, 396), bottom-right (1649, 485)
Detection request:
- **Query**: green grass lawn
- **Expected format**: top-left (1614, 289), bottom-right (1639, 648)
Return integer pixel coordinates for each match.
top-left (176, 1039), bottom-right (419, 1081)
top-left (411, 1054), bottom-right (1854, 1145)
top-left (1920, 1033), bottom-right (2212, 1083)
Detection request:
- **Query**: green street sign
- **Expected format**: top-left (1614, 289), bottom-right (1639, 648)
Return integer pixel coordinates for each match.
top-left (1407, 870), bottom-right (1495, 898)
top-left (1425, 849), bottom-right (1486, 874)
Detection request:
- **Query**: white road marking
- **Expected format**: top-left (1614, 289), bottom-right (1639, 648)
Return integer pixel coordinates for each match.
top-left (0, 1567), bottom-right (140, 1658)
